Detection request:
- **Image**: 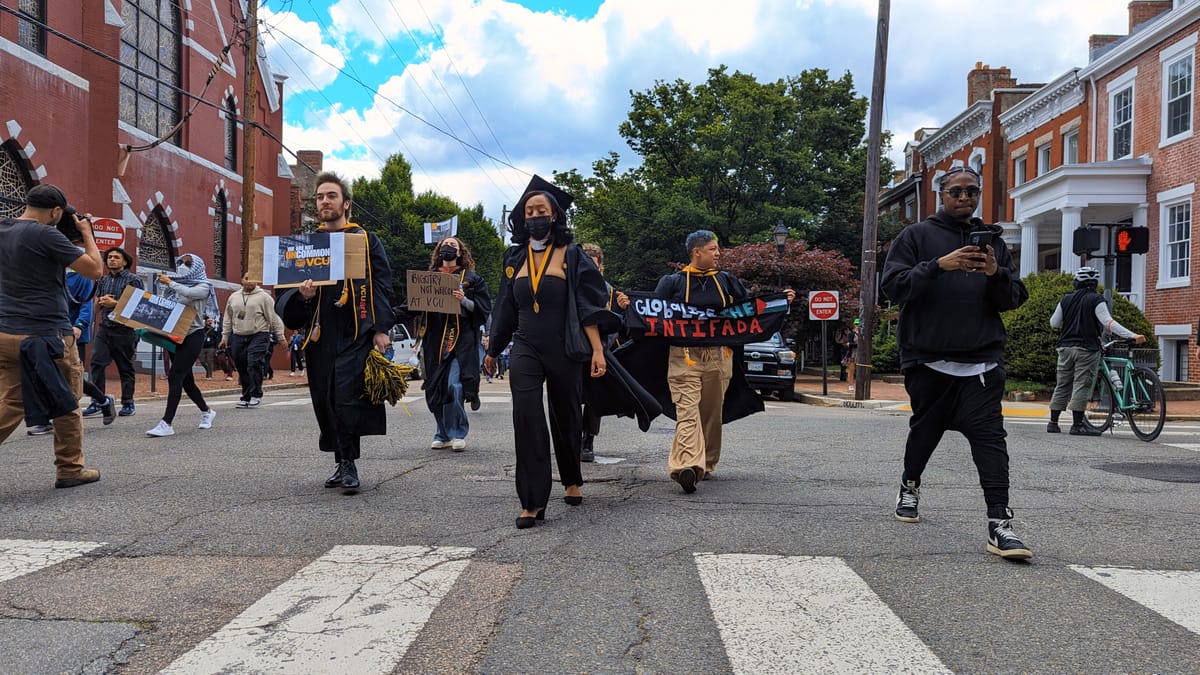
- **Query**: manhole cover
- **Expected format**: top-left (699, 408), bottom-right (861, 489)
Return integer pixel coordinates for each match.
top-left (1097, 462), bottom-right (1200, 483)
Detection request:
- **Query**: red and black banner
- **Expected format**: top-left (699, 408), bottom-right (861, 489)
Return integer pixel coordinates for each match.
top-left (623, 291), bottom-right (790, 346)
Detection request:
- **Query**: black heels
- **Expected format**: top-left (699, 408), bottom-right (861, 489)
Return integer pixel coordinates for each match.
top-left (515, 509), bottom-right (546, 529)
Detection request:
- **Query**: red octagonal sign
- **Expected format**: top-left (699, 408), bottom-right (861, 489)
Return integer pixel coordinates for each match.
top-left (808, 290), bottom-right (839, 321)
top-left (91, 217), bottom-right (126, 250)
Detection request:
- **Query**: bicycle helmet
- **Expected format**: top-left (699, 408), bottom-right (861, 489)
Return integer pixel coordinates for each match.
top-left (1074, 267), bottom-right (1100, 283)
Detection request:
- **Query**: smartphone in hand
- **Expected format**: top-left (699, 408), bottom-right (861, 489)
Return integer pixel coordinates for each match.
top-left (968, 230), bottom-right (993, 251)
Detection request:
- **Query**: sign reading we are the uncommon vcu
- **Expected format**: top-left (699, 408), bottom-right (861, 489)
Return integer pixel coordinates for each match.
top-left (623, 291), bottom-right (790, 346)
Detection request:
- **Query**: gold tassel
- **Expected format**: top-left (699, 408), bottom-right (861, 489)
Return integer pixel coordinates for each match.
top-left (723, 346), bottom-right (731, 360)
top-left (684, 347), bottom-right (697, 367)
top-left (362, 349), bottom-right (416, 406)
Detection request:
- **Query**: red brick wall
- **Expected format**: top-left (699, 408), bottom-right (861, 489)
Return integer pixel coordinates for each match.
top-left (1002, 102), bottom-right (1089, 221)
top-left (1129, 1), bottom-right (1173, 31)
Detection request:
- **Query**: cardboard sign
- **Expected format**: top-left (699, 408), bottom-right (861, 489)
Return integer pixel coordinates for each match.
top-left (406, 270), bottom-right (462, 315)
top-left (248, 232), bottom-right (368, 288)
top-left (111, 286), bottom-right (196, 341)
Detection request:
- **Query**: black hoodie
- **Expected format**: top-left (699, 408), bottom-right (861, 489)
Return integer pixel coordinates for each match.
top-left (880, 211), bottom-right (1028, 370)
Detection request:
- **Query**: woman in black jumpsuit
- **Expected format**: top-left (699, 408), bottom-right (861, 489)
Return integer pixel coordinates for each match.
top-left (485, 178), bottom-right (614, 529)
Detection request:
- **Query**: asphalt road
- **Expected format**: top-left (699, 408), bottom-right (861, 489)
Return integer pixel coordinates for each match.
top-left (0, 381), bottom-right (1197, 673)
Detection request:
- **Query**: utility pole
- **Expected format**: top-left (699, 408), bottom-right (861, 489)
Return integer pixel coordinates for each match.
top-left (855, 0), bottom-right (890, 401)
top-left (240, 0), bottom-right (259, 276)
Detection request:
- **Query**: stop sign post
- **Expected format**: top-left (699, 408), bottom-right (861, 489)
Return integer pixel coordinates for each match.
top-left (809, 291), bottom-right (840, 395)
top-left (90, 217), bottom-right (126, 250)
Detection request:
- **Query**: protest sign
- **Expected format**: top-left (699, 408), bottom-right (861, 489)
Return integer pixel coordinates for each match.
top-left (248, 232), bottom-right (367, 287)
top-left (406, 270), bottom-right (462, 315)
top-left (622, 291), bottom-right (789, 346)
top-left (111, 286), bottom-right (195, 342)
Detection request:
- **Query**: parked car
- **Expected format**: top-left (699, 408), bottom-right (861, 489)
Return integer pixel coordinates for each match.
top-left (390, 323), bottom-right (421, 380)
top-left (743, 332), bottom-right (797, 401)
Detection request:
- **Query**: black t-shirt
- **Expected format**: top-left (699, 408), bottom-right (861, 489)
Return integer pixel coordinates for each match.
top-left (0, 218), bottom-right (84, 336)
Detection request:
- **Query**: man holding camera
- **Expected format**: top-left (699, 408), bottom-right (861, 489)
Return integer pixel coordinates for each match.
top-left (0, 184), bottom-right (104, 487)
top-left (83, 246), bottom-right (144, 418)
top-left (881, 166), bottom-right (1032, 559)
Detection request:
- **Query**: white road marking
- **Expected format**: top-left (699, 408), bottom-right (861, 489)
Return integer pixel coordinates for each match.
top-left (1163, 443), bottom-right (1200, 452)
top-left (164, 544), bottom-right (474, 674)
top-left (0, 539), bottom-right (104, 582)
top-left (695, 553), bottom-right (949, 674)
top-left (1071, 566), bottom-right (1200, 635)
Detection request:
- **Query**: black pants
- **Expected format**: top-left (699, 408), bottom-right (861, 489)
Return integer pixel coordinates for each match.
top-left (162, 330), bottom-right (209, 424)
top-left (509, 340), bottom-right (584, 510)
top-left (290, 349), bottom-right (304, 372)
top-left (230, 332), bottom-right (270, 400)
top-left (76, 342), bottom-right (106, 402)
top-left (902, 364), bottom-right (1010, 509)
top-left (311, 363), bottom-right (360, 462)
top-left (89, 325), bottom-right (138, 405)
top-left (582, 403), bottom-right (601, 437)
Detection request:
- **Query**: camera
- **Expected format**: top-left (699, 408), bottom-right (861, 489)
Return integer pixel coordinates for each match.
top-left (56, 205), bottom-right (94, 244)
top-left (967, 230), bottom-right (993, 250)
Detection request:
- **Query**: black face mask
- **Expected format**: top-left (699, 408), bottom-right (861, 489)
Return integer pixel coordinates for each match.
top-left (439, 246), bottom-right (458, 261)
top-left (526, 216), bottom-right (553, 241)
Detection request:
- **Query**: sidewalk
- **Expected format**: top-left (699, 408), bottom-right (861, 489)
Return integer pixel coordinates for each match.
top-left (793, 371), bottom-right (1200, 421)
top-left (95, 368), bottom-right (310, 403)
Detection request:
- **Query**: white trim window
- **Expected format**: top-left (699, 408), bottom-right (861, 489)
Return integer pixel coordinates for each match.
top-left (1063, 130), bottom-right (1079, 165)
top-left (1036, 143), bottom-right (1052, 175)
top-left (1013, 156), bottom-right (1027, 187)
top-left (1111, 87), bottom-right (1134, 159)
top-left (1161, 34), bottom-right (1197, 146)
top-left (1157, 184), bottom-right (1194, 288)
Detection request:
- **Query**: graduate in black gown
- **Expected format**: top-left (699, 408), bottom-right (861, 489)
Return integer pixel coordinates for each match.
top-left (483, 176), bottom-right (616, 529)
top-left (275, 172), bottom-right (394, 495)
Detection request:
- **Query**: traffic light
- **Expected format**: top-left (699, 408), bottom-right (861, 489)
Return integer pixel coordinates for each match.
top-left (1115, 226), bottom-right (1149, 255)
top-left (1072, 227), bottom-right (1100, 255)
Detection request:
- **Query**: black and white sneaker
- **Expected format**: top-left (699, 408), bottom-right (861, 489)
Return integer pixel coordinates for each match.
top-left (987, 508), bottom-right (1032, 559)
top-left (894, 480), bottom-right (920, 523)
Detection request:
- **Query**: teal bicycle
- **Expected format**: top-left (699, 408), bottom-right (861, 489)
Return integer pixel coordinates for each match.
top-left (1081, 338), bottom-right (1166, 441)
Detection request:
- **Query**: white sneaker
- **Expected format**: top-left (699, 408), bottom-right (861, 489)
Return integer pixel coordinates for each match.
top-left (247, 397), bottom-right (262, 407)
top-left (431, 440), bottom-right (451, 449)
top-left (147, 420), bottom-right (175, 437)
top-left (235, 399), bottom-right (249, 408)
top-left (198, 409), bottom-right (216, 429)
top-left (450, 438), bottom-right (466, 452)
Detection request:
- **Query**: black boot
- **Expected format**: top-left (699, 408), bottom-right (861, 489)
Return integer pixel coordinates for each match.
top-left (340, 460), bottom-right (360, 494)
top-left (580, 433), bottom-right (595, 463)
top-left (324, 462), bottom-right (345, 488)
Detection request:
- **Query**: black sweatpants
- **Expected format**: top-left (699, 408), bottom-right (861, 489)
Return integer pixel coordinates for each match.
top-left (89, 325), bottom-right (138, 406)
top-left (230, 332), bottom-right (270, 400)
top-left (509, 339), bottom-right (585, 510)
top-left (902, 364), bottom-right (1010, 509)
top-left (162, 330), bottom-right (209, 424)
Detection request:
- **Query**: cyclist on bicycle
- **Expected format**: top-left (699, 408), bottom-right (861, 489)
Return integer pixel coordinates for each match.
top-left (1047, 266), bottom-right (1144, 436)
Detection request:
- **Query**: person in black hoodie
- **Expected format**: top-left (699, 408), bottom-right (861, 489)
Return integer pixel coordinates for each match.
top-left (880, 165), bottom-right (1032, 560)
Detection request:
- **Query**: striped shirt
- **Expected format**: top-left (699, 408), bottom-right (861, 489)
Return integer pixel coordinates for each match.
top-left (95, 270), bottom-right (144, 328)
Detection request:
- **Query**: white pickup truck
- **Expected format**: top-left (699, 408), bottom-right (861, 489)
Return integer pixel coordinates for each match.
top-left (390, 323), bottom-right (421, 380)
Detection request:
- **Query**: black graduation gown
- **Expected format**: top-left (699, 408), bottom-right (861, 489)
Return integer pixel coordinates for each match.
top-left (276, 227), bottom-right (395, 447)
top-left (418, 268), bottom-right (492, 412)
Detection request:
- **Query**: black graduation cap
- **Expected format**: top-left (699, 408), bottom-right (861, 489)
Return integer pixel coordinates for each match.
top-left (510, 174), bottom-right (575, 230)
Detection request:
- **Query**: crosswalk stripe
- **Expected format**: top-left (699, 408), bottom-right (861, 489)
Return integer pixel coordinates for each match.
top-left (695, 553), bottom-right (950, 674)
top-left (0, 538), bottom-right (104, 583)
top-left (163, 544), bottom-right (474, 674)
top-left (1070, 565), bottom-right (1200, 635)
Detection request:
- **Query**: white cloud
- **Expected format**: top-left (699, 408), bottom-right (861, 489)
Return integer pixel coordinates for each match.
top-left (259, 7), bottom-right (345, 94)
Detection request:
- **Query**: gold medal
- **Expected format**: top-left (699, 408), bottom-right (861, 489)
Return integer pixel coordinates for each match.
top-left (526, 245), bottom-right (554, 315)
top-left (533, 300), bottom-right (540, 314)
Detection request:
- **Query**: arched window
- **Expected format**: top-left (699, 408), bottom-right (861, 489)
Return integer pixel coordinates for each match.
top-left (17, 0), bottom-right (46, 55)
top-left (0, 141), bottom-right (34, 220)
top-left (213, 190), bottom-right (228, 279)
top-left (138, 206), bottom-right (176, 270)
top-left (119, 0), bottom-right (181, 141)
top-left (224, 96), bottom-right (238, 171)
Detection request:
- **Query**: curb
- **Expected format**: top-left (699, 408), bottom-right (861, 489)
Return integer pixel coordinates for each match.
top-left (136, 381), bottom-right (310, 402)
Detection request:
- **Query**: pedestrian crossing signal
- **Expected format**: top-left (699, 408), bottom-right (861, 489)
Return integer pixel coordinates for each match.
top-left (1115, 226), bottom-right (1149, 255)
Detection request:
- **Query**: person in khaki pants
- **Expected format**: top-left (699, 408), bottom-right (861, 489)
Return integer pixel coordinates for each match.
top-left (0, 184), bottom-right (103, 488)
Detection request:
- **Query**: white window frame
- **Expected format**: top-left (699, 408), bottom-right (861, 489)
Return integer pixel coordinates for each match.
top-left (1107, 67), bottom-right (1138, 160)
top-left (1160, 34), bottom-right (1197, 147)
top-left (1157, 183), bottom-right (1194, 289)
top-left (1063, 130), bottom-right (1079, 165)
top-left (1013, 156), bottom-right (1027, 187)
top-left (1036, 144), bottom-right (1052, 175)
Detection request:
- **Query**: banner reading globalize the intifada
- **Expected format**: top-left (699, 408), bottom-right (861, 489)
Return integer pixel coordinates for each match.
top-left (622, 291), bottom-right (790, 346)
top-left (424, 215), bottom-right (458, 244)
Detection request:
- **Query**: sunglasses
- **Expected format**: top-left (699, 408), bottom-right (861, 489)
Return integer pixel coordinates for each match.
top-left (943, 186), bottom-right (981, 199)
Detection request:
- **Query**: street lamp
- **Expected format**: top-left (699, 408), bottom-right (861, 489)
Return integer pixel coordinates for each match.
top-left (772, 220), bottom-right (788, 287)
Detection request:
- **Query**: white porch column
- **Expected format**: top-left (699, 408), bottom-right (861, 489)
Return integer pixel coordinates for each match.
top-left (1060, 207), bottom-right (1083, 274)
top-left (1019, 220), bottom-right (1039, 277)
top-left (1130, 203), bottom-right (1148, 310)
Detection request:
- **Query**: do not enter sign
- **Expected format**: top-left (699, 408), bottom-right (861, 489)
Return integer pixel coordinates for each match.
top-left (808, 290), bottom-right (839, 321)
top-left (91, 218), bottom-right (126, 250)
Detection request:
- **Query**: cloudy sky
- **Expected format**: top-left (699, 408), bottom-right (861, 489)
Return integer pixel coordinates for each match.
top-left (260, 0), bottom-right (1132, 225)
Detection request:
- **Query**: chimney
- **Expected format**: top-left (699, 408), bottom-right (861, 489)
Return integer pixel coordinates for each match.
top-left (1129, 1), bottom-right (1172, 32)
top-left (967, 62), bottom-right (1017, 105)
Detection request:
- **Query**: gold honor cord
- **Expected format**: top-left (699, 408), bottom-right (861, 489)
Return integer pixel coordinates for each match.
top-left (526, 245), bottom-right (555, 314)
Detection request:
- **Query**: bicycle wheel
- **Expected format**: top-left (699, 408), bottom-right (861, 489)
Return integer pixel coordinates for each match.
top-left (1126, 367), bottom-right (1166, 442)
top-left (1080, 374), bottom-right (1115, 433)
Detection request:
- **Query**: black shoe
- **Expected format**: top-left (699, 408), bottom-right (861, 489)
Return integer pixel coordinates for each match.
top-left (987, 507), bottom-right (1032, 559)
top-left (564, 494), bottom-right (583, 506)
top-left (1069, 424), bottom-right (1101, 437)
top-left (466, 394), bottom-right (480, 411)
top-left (81, 402), bottom-right (103, 417)
top-left (515, 508), bottom-right (545, 529)
top-left (1046, 421), bottom-right (1060, 433)
top-left (118, 403), bottom-right (135, 417)
top-left (895, 480), bottom-right (920, 523)
top-left (324, 463), bottom-right (345, 488)
top-left (675, 467), bottom-right (697, 494)
top-left (100, 396), bottom-right (117, 425)
top-left (340, 460), bottom-right (360, 494)
top-left (580, 434), bottom-right (595, 463)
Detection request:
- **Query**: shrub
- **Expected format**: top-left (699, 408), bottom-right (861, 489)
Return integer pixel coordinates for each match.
top-left (872, 324), bottom-right (899, 374)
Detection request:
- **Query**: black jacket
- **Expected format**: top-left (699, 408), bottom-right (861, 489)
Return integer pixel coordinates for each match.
top-left (881, 212), bottom-right (1028, 370)
top-left (1056, 288), bottom-right (1104, 350)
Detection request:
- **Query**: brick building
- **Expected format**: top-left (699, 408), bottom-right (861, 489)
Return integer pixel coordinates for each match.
top-left (883, 0), bottom-right (1200, 381)
top-left (0, 1), bottom-right (292, 298)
